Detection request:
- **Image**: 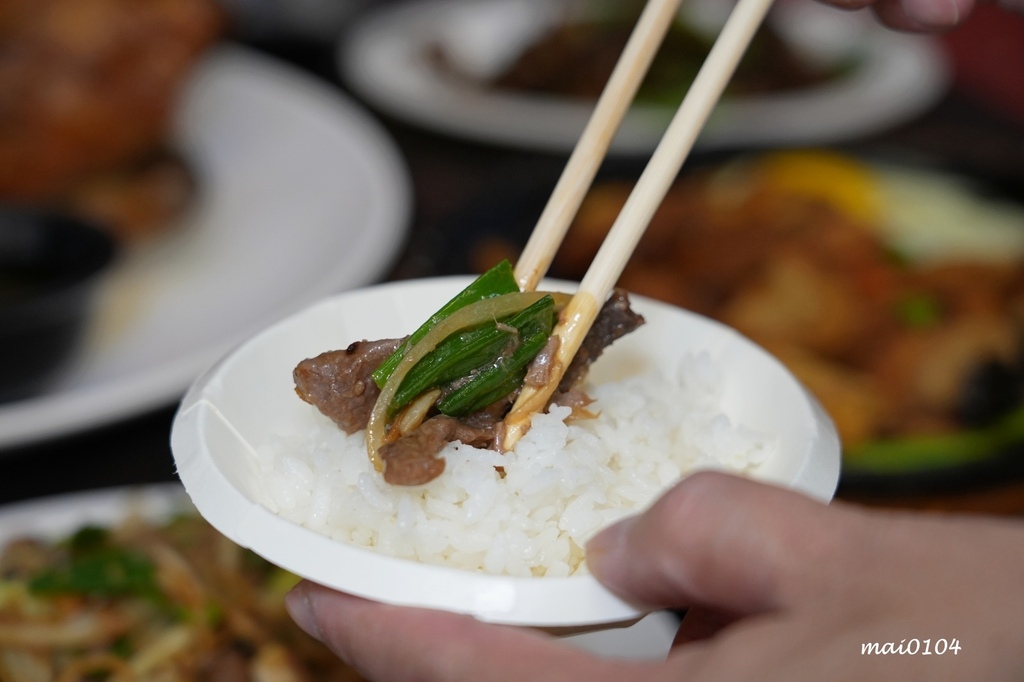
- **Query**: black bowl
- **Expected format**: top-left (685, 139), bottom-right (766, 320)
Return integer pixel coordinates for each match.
top-left (0, 208), bottom-right (117, 402)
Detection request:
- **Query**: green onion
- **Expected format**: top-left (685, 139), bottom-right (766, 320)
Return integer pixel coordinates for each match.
top-left (373, 260), bottom-right (519, 387)
top-left (390, 321), bottom-right (516, 414)
top-left (391, 294), bottom-right (557, 416)
top-left (366, 290), bottom-right (570, 467)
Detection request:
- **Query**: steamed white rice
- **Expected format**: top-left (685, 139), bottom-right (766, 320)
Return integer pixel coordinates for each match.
top-left (253, 351), bottom-right (774, 577)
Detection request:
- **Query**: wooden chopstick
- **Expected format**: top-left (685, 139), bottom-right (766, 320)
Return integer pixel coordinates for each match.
top-left (513, 0), bottom-right (684, 292)
top-left (504, 0), bottom-right (776, 448)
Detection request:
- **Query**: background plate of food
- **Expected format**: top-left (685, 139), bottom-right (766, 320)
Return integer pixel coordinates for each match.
top-left (339, 0), bottom-right (949, 154)
top-left (0, 44), bottom-right (412, 449)
top-left (436, 149), bottom-right (1024, 489)
top-left (0, 483), bottom-right (688, 672)
top-left (0, 484), bottom-right (369, 678)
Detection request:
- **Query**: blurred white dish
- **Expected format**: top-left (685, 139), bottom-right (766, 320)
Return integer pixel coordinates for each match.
top-left (0, 484), bottom-right (188, 548)
top-left (171, 277), bottom-right (840, 628)
top-left (340, 0), bottom-right (949, 154)
top-left (0, 45), bottom-right (411, 450)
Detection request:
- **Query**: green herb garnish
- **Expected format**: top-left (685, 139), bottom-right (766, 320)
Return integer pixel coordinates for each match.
top-left (29, 526), bottom-right (164, 605)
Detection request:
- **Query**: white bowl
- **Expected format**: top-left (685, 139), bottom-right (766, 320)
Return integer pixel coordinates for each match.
top-left (171, 277), bottom-right (840, 628)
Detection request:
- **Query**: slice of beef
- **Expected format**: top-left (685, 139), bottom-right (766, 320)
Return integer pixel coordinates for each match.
top-left (559, 288), bottom-right (645, 390)
top-left (293, 338), bottom-right (404, 434)
top-left (380, 415), bottom-right (497, 485)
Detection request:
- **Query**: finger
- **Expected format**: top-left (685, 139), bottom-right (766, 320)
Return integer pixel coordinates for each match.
top-left (872, 0), bottom-right (974, 30)
top-left (586, 471), bottom-right (848, 614)
top-left (813, 0), bottom-right (878, 10)
top-left (285, 581), bottom-right (658, 682)
top-left (672, 606), bottom-right (736, 647)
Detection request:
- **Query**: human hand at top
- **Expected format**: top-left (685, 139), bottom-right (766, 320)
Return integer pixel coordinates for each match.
top-left (820, 0), bottom-right (976, 32)
top-left (815, 0), bottom-right (1022, 32)
top-left (285, 471), bottom-right (1024, 681)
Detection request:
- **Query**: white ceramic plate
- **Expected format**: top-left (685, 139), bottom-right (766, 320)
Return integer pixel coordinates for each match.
top-left (0, 45), bottom-right (411, 450)
top-left (0, 482), bottom-right (679, 659)
top-left (0, 484), bottom-right (189, 549)
top-left (171, 277), bottom-right (841, 628)
top-left (340, 0), bottom-right (949, 154)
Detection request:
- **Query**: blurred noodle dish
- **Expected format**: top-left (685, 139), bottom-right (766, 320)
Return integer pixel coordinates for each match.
top-left (471, 151), bottom-right (1024, 475)
top-left (431, 1), bottom-right (855, 105)
top-left (0, 508), bottom-right (364, 681)
top-left (0, 0), bottom-right (225, 243)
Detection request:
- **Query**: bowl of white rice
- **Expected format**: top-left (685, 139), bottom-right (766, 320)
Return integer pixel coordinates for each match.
top-left (171, 276), bottom-right (840, 629)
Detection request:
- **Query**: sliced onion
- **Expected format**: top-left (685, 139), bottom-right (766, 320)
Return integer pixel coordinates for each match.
top-left (387, 387), bottom-right (442, 444)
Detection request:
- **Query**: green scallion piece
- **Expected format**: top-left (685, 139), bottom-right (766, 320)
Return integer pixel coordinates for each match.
top-left (373, 260), bottom-right (519, 387)
top-left (436, 297), bottom-right (556, 416)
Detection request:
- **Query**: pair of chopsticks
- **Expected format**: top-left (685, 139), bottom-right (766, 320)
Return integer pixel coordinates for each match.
top-left (503, 0), bottom-right (775, 448)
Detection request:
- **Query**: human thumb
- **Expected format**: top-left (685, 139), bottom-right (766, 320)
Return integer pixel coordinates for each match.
top-left (585, 471), bottom-right (840, 614)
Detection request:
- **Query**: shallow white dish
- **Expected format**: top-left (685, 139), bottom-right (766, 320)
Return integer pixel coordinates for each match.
top-left (0, 44), bottom-right (411, 450)
top-left (171, 276), bottom-right (840, 628)
top-left (340, 0), bottom-right (949, 154)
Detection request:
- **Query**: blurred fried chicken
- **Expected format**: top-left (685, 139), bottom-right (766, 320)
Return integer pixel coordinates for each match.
top-left (0, 0), bottom-right (224, 239)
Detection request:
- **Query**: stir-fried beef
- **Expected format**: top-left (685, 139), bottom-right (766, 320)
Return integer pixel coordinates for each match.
top-left (559, 288), bottom-right (645, 389)
top-left (459, 398), bottom-right (510, 447)
top-left (293, 289), bottom-right (644, 485)
top-left (293, 338), bottom-right (404, 433)
top-left (380, 415), bottom-right (497, 486)
top-left (524, 289), bottom-right (645, 393)
top-left (524, 335), bottom-right (593, 412)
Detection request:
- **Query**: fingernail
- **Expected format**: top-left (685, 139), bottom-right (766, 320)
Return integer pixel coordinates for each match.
top-left (285, 584), bottom-right (323, 641)
top-left (901, 0), bottom-right (965, 28)
top-left (586, 516), bottom-right (635, 576)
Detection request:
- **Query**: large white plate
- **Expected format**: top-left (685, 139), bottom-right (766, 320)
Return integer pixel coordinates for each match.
top-left (0, 45), bottom-right (412, 450)
top-left (0, 483), bottom-right (679, 659)
top-left (340, 0), bottom-right (950, 154)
